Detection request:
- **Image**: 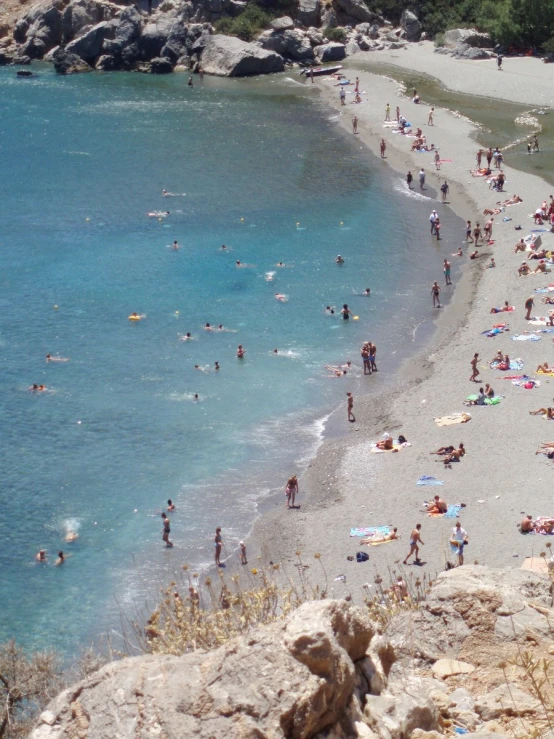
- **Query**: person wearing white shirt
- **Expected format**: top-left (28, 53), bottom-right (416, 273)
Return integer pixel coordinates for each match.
top-left (450, 521), bottom-right (468, 566)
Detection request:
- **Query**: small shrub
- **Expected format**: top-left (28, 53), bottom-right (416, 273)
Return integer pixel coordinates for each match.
top-left (543, 35), bottom-right (554, 54)
top-left (324, 27), bottom-right (347, 43)
top-left (434, 32), bottom-right (445, 47)
top-left (214, 2), bottom-right (274, 42)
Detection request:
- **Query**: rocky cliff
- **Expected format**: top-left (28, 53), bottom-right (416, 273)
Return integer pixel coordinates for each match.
top-left (30, 565), bottom-right (554, 738)
top-left (0, 0), bottom-right (440, 75)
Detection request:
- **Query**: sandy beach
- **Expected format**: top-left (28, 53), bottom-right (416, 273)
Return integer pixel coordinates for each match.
top-left (246, 48), bottom-right (554, 599)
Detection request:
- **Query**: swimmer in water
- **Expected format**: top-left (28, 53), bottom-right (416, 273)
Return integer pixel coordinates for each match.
top-left (172, 240), bottom-right (180, 250)
top-left (237, 344), bottom-right (246, 358)
top-left (325, 306), bottom-right (336, 315)
top-left (205, 323), bottom-right (213, 330)
top-left (194, 365), bottom-right (208, 372)
top-left (55, 551), bottom-right (66, 566)
top-left (214, 361), bottom-right (220, 371)
top-left (29, 384), bottom-right (47, 391)
top-left (180, 333), bottom-right (193, 341)
top-left (167, 499), bottom-right (175, 511)
top-left (265, 271), bottom-right (275, 281)
top-left (453, 247), bottom-right (463, 257)
top-left (193, 393), bottom-right (199, 401)
top-left (275, 293), bottom-right (287, 302)
top-left (273, 348), bottom-right (279, 354)
top-left (65, 531), bottom-right (79, 543)
top-left (128, 312), bottom-right (145, 321)
top-left (236, 260), bottom-right (255, 268)
top-left (336, 255), bottom-right (345, 264)
top-left (46, 354), bottom-right (69, 362)
top-left (362, 288), bottom-right (371, 296)
top-left (35, 549), bottom-right (47, 562)
top-left (220, 244), bottom-right (230, 251)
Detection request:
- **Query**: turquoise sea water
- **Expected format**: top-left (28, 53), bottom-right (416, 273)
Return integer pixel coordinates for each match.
top-left (0, 67), bottom-right (462, 655)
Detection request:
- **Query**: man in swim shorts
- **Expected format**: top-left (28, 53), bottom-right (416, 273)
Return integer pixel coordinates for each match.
top-left (403, 524), bottom-right (424, 565)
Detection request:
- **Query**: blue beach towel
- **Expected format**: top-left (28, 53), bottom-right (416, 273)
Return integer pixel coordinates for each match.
top-left (350, 526), bottom-right (390, 538)
top-left (417, 475), bottom-right (444, 486)
top-left (445, 505), bottom-right (461, 518)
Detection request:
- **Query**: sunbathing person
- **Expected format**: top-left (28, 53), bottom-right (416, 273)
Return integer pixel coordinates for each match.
top-left (518, 262), bottom-right (531, 276)
top-left (520, 515), bottom-right (534, 533)
top-left (533, 260), bottom-right (550, 274)
top-left (543, 297), bottom-right (554, 305)
top-left (427, 495), bottom-right (448, 514)
top-left (483, 207), bottom-right (503, 215)
top-left (375, 435), bottom-right (394, 450)
top-left (491, 349), bottom-right (504, 364)
top-left (490, 301), bottom-right (513, 314)
top-left (514, 239), bottom-right (526, 254)
top-left (496, 354), bottom-right (511, 370)
top-left (484, 383), bottom-right (495, 398)
top-left (530, 407), bottom-right (554, 418)
top-left (537, 362), bottom-right (551, 372)
top-left (430, 445), bottom-right (455, 455)
top-left (361, 527), bottom-right (399, 545)
top-left (443, 443), bottom-right (466, 464)
top-left (466, 388), bottom-right (487, 406)
top-left (498, 194), bottom-right (523, 206)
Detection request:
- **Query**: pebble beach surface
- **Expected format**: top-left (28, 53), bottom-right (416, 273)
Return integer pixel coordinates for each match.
top-left (248, 52), bottom-right (554, 597)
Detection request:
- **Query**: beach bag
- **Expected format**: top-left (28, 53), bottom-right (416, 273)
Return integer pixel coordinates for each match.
top-left (356, 551), bottom-right (369, 562)
top-left (444, 561), bottom-right (456, 571)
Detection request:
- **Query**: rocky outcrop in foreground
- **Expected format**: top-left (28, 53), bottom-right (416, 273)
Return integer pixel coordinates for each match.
top-left (0, 0), bottom-right (464, 75)
top-left (31, 566), bottom-right (554, 738)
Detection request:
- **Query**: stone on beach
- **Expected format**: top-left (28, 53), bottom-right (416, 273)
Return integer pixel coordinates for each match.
top-left (52, 46), bottom-right (92, 73)
top-left (314, 41), bottom-right (346, 62)
top-left (199, 34), bottom-right (284, 76)
top-left (431, 658), bottom-right (475, 678)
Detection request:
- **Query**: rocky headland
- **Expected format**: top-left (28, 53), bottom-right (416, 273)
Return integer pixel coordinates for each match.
top-left (0, 0), bottom-right (497, 76)
top-left (30, 566), bottom-right (554, 738)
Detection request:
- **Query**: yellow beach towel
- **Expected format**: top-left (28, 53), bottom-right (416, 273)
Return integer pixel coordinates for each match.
top-left (434, 413), bottom-right (471, 427)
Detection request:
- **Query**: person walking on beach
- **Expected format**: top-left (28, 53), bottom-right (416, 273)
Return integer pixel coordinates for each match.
top-left (497, 53), bottom-right (503, 70)
top-left (525, 295), bottom-right (535, 320)
top-left (215, 527), bottom-right (223, 565)
top-left (486, 148), bottom-right (493, 168)
top-left (347, 392), bottom-right (355, 422)
top-left (469, 352), bottom-right (480, 382)
top-left (484, 218), bottom-right (494, 241)
top-left (380, 138), bottom-right (386, 158)
top-left (533, 135), bottom-right (539, 152)
top-left (428, 107), bottom-right (434, 125)
top-left (161, 513), bottom-right (173, 547)
top-left (466, 220), bottom-right (474, 243)
top-left (473, 222), bottom-right (482, 245)
top-left (396, 105), bottom-right (400, 122)
top-left (441, 180), bottom-right (449, 203)
top-left (431, 281), bottom-right (442, 308)
top-left (385, 103), bottom-right (391, 121)
top-left (403, 524), bottom-right (424, 565)
top-left (476, 149), bottom-right (483, 167)
top-left (444, 259), bottom-right (452, 285)
top-left (352, 116), bottom-right (358, 134)
top-left (339, 88), bottom-right (346, 106)
top-left (434, 150), bottom-right (441, 170)
top-left (354, 76), bottom-right (359, 93)
top-left (430, 209), bottom-right (438, 235)
top-left (419, 168), bottom-right (426, 190)
top-left (285, 474), bottom-right (299, 508)
top-left (434, 217), bottom-right (441, 240)
top-left (450, 521), bottom-right (469, 566)
top-left (406, 170), bottom-right (413, 189)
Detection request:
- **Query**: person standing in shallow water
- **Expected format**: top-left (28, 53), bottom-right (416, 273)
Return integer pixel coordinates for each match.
top-left (406, 170), bottom-right (413, 189)
top-left (215, 527), bottom-right (223, 565)
top-left (431, 281), bottom-right (442, 308)
top-left (161, 513), bottom-right (173, 547)
top-left (352, 116), bottom-right (358, 134)
top-left (285, 474), bottom-right (298, 508)
top-left (444, 259), bottom-right (452, 285)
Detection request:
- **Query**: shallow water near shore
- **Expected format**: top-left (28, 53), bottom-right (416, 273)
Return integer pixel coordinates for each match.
top-left (352, 59), bottom-right (554, 186)
top-left (0, 66), bottom-right (463, 655)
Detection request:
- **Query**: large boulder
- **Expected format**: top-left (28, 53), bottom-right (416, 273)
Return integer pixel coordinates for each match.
top-left (270, 16), bottom-right (294, 31)
top-left (16, 1), bottom-right (63, 56)
top-left (150, 56), bottom-right (174, 73)
top-left (400, 9), bottom-right (422, 41)
top-left (31, 600), bottom-right (375, 739)
top-left (52, 46), bottom-right (92, 73)
top-left (335, 0), bottom-right (374, 23)
top-left (140, 16), bottom-right (174, 59)
top-left (61, 0), bottom-right (107, 43)
top-left (297, 0), bottom-right (320, 28)
top-left (199, 34), bottom-right (284, 76)
top-left (112, 6), bottom-right (142, 50)
top-left (320, 7), bottom-right (338, 29)
top-left (281, 29), bottom-right (313, 59)
top-left (314, 41), bottom-right (346, 61)
top-left (65, 21), bottom-right (114, 61)
top-left (443, 28), bottom-right (492, 48)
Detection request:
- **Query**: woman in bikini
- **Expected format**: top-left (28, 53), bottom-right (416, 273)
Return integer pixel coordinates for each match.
top-left (161, 513), bottom-right (173, 547)
top-left (473, 223), bottom-right (482, 245)
top-left (285, 475), bottom-right (298, 508)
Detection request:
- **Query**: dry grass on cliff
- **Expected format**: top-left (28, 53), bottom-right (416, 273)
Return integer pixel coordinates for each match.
top-left (138, 550), bottom-right (429, 657)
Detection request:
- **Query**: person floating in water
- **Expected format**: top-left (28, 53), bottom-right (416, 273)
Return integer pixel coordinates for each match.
top-left (46, 354), bottom-right (69, 362)
top-left (335, 255), bottom-right (345, 264)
